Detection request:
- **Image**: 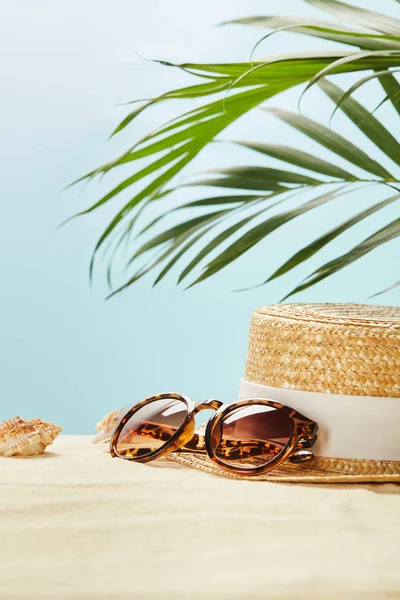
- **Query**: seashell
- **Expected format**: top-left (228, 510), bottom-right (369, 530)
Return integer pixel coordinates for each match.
top-left (0, 416), bottom-right (62, 457)
top-left (92, 403), bottom-right (134, 444)
top-left (92, 409), bottom-right (119, 444)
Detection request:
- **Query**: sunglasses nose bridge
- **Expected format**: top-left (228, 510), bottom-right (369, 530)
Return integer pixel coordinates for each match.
top-left (170, 418), bottom-right (196, 452)
top-left (193, 398), bottom-right (223, 415)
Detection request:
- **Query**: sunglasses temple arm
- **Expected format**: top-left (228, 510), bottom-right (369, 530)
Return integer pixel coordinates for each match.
top-left (178, 437), bottom-right (286, 458)
top-left (208, 430), bottom-right (319, 462)
top-left (177, 430), bottom-right (208, 454)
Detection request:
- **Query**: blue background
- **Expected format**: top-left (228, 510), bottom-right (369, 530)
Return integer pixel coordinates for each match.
top-left (1, 0), bottom-right (399, 432)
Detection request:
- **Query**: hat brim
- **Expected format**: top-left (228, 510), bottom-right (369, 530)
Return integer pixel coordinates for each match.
top-left (167, 452), bottom-right (400, 484)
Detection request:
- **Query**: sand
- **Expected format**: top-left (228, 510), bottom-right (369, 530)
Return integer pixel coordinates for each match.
top-left (0, 435), bottom-right (399, 600)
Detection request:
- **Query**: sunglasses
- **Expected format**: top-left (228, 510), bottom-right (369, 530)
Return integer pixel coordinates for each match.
top-left (110, 393), bottom-right (319, 476)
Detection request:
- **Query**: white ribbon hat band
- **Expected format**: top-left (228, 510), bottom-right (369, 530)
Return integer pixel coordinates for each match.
top-left (239, 378), bottom-right (400, 461)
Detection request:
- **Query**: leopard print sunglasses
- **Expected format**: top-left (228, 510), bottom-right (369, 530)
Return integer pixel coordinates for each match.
top-left (110, 393), bottom-right (319, 476)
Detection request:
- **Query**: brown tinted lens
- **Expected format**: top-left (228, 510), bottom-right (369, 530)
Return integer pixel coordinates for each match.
top-left (211, 404), bottom-right (293, 469)
top-left (115, 397), bottom-right (187, 459)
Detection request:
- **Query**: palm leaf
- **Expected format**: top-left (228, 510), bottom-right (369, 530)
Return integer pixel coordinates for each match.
top-left (228, 141), bottom-right (355, 179)
top-left (328, 69), bottom-right (400, 123)
top-left (304, 0), bottom-right (400, 36)
top-left (376, 71), bottom-right (400, 115)
top-left (72, 0), bottom-right (400, 298)
top-left (284, 218), bottom-right (400, 299)
top-left (318, 78), bottom-right (400, 169)
top-left (370, 279), bottom-right (400, 298)
top-left (299, 49), bottom-right (400, 107)
top-left (178, 190), bottom-right (296, 284)
top-left (264, 107), bottom-right (391, 177)
top-left (192, 166), bottom-right (322, 187)
top-left (224, 16), bottom-right (400, 51)
top-left (267, 192), bottom-right (400, 283)
top-left (189, 186), bottom-right (350, 286)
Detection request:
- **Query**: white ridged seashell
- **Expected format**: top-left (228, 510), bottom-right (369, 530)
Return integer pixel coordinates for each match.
top-left (0, 416), bottom-right (62, 457)
top-left (92, 403), bottom-right (134, 444)
top-left (92, 409), bottom-right (119, 443)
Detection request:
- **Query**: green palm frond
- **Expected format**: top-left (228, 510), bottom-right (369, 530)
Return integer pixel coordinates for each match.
top-left (371, 279), bottom-right (400, 298)
top-left (73, 0), bottom-right (400, 298)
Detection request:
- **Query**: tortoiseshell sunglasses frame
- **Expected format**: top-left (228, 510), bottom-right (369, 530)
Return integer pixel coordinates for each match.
top-left (110, 392), bottom-right (319, 476)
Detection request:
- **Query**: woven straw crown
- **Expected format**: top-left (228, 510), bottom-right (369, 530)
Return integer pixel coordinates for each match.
top-left (244, 303), bottom-right (400, 398)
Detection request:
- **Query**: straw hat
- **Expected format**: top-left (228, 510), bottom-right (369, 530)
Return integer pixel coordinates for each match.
top-left (171, 304), bottom-right (400, 483)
